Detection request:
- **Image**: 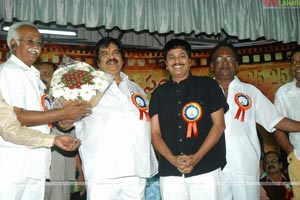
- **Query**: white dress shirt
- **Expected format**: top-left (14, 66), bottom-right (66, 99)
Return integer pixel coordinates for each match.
top-left (222, 76), bottom-right (283, 176)
top-left (76, 72), bottom-right (158, 181)
top-left (0, 55), bottom-right (51, 181)
top-left (274, 79), bottom-right (300, 160)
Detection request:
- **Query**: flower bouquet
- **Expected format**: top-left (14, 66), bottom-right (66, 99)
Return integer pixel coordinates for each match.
top-left (50, 55), bottom-right (113, 108)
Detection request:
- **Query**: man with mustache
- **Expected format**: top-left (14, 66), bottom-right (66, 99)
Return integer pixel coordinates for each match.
top-left (209, 40), bottom-right (300, 200)
top-left (149, 39), bottom-right (228, 200)
top-left (0, 22), bottom-right (91, 200)
top-left (61, 37), bottom-right (158, 200)
top-left (260, 151), bottom-right (293, 200)
top-left (274, 49), bottom-right (300, 199)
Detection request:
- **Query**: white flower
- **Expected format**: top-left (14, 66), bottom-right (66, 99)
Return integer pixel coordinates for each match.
top-left (79, 84), bottom-right (96, 101)
top-left (63, 88), bottom-right (79, 101)
top-left (51, 84), bottom-right (65, 98)
top-left (91, 70), bottom-right (104, 77)
top-left (75, 63), bottom-right (91, 72)
top-left (93, 78), bottom-right (110, 92)
top-left (50, 59), bottom-right (113, 107)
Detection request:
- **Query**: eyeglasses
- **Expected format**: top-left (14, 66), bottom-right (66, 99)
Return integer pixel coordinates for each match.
top-left (291, 60), bottom-right (300, 65)
top-left (264, 158), bottom-right (279, 164)
top-left (17, 39), bottom-right (43, 47)
top-left (214, 56), bottom-right (236, 64)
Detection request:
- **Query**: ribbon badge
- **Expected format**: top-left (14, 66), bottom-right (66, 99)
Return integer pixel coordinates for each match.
top-left (234, 93), bottom-right (252, 122)
top-left (41, 94), bottom-right (53, 111)
top-left (181, 102), bottom-right (202, 138)
top-left (131, 93), bottom-right (150, 121)
top-left (41, 94), bottom-right (53, 128)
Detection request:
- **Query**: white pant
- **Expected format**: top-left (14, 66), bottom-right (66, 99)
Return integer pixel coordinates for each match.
top-left (221, 171), bottom-right (259, 200)
top-left (0, 178), bottom-right (45, 200)
top-left (86, 176), bottom-right (146, 200)
top-left (160, 168), bottom-right (221, 200)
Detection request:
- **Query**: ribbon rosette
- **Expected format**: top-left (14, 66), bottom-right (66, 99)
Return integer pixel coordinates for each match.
top-left (234, 93), bottom-right (252, 122)
top-left (131, 93), bottom-right (150, 121)
top-left (50, 55), bottom-right (113, 108)
top-left (181, 102), bottom-right (202, 138)
top-left (41, 94), bottom-right (53, 128)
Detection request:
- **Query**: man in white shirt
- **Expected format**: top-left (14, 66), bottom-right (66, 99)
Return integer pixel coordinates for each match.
top-left (274, 49), bottom-right (300, 199)
top-left (0, 21), bottom-right (91, 200)
top-left (60, 37), bottom-right (158, 200)
top-left (209, 40), bottom-right (300, 200)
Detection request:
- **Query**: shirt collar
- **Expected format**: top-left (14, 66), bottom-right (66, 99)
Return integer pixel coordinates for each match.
top-left (10, 55), bottom-right (40, 76)
top-left (169, 72), bottom-right (193, 84)
top-left (292, 78), bottom-right (300, 89)
top-left (285, 78), bottom-right (300, 94)
top-left (120, 71), bottom-right (129, 82)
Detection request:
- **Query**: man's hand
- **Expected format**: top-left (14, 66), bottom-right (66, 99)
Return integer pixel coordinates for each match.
top-left (57, 120), bottom-right (74, 131)
top-left (60, 101), bottom-right (92, 121)
top-left (53, 135), bottom-right (80, 151)
top-left (175, 155), bottom-right (195, 174)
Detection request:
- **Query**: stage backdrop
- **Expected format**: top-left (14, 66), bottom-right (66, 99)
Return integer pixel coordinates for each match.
top-left (0, 39), bottom-right (298, 153)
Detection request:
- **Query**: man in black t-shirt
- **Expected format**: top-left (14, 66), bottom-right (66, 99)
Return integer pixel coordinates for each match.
top-left (149, 39), bottom-right (228, 200)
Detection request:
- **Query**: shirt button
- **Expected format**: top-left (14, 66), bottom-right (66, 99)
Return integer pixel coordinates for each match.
top-left (178, 113), bottom-right (180, 116)
top-left (179, 139), bottom-right (183, 142)
top-left (179, 125), bottom-right (182, 128)
top-left (180, 152), bottom-right (184, 155)
top-left (178, 101), bottom-right (181, 104)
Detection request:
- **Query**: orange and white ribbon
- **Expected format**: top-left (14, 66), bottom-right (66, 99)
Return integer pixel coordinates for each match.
top-left (234, 93), bottom-right (252, 122)
top-left (181, 102), bottom-right (202, 138)
top-left (131, 93), bottom-right (150, 121)
top-left (41, 94), bottom-right (53, 128)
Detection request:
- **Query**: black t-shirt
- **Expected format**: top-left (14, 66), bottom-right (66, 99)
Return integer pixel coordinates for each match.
top-left (149, 74), bottom-right (228, 177)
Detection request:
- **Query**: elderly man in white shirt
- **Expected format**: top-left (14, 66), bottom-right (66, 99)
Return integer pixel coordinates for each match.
top-left (0, 21), bottom-right (90, 200)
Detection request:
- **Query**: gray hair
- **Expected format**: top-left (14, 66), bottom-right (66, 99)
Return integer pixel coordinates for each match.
top-left (7, 21), bottom-right (39, 51)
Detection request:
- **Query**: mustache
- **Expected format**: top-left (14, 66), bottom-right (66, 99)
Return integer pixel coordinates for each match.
top-left (106, 59), bottom-right (118, 64)
top-left (220, 66), bottom-right (231, 70)
top-left (28, 48), bottom-right (40, 54)
top-left (172, 63), bottom-right (185, 67)
top-left (267, 165), bottom-right (276, 170)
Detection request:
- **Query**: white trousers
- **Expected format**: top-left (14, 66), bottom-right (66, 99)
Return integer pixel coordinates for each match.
top-left (86, 176), bottom-right (146, 200)
top-left (0, 178), bottom-right (45, 200)
top-left (160, 168), bottom-right (221, 200)
top-left (221, 171), bottom-right (259, 200)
